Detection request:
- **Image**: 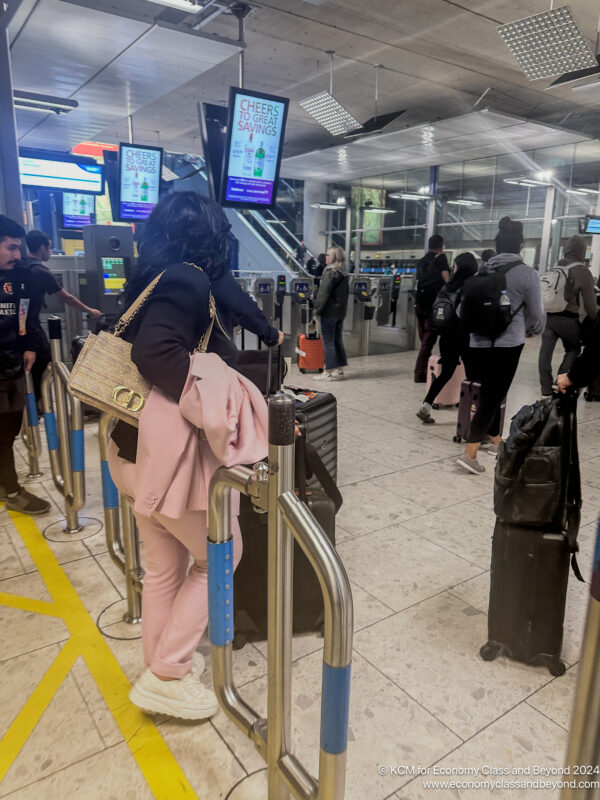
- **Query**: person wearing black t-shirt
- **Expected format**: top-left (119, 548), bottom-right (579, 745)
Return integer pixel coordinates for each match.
top-left (0, 216), bottom-right (50, 515)
top-left (25, 230), bottom-right (101, 403)
top-left (414, 234), bottom-right (450, 382)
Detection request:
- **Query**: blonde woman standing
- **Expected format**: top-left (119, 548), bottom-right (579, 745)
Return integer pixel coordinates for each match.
top-left (313, 246), bottom-right (350, 380)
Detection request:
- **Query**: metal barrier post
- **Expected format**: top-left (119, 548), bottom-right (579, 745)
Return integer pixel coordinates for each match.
top-left (41, 315), bottom-right (85, 533)
top-left (98, 413), bottom-right (142, 624)
top-left (208, 393), bottom-right (353, 800)
top-left (21, 370), bottom-right (43, 478)
top-left (267, 392), bottom-right (296, 800)
top-left (561, 521), bottom-right (600, 800)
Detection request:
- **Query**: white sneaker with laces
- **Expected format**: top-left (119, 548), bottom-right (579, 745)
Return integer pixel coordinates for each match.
top-left (336, 369), bottom-right (346, 379)
top-left (313, 371), bottom-right (335, 381)
top-left (129, 668), bottom-right (218, 720)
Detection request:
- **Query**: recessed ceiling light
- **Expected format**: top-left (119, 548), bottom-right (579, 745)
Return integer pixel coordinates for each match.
top-left (447, 199), bottom-right (484, 207)
top-left (148, 0), bottom-right (204, 12)
top-left (300, 91), bottom-right (360, 136)
top-left (390, 193), bottom-right (432, 201)
top-left (13, 90), bottom-right (78, 114)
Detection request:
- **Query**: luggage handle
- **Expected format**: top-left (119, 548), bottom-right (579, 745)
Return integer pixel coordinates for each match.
top-left (296, 435), bottom-right (343, 513)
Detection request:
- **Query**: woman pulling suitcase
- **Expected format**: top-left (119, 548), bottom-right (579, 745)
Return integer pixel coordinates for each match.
top-left (417, 252), bottom-right (478, 424)
top-left (312, 246), bottom-right (350, 381)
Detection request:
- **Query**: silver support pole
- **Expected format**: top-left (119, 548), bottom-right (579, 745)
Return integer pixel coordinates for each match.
top-left (591, 182), bottom-right (600, 279)
top-left (21, 370), bottom-right (43, 478)
top-left (267, 393), bottom-right (296, 800)
top-left (561, 522), bottom-right (600, 800)
top-left (355, 208), bottom-right (363, 272)
top-left (45, 316), bottom-right (85, 533)
top-left (232, 4), bottom-right (251, 89)
top-left (344, 205), bottom-right (352, 273)
top-left (128, 115), bottom-right (134, 144)
top-left (0, 28), bottom-right (23, 221)
top-left (98, 414), bottom-right (125, 572)
top-left (121, 498), bottom-right (143, 624)
top-left (539, 185), bottom-right (556, 273)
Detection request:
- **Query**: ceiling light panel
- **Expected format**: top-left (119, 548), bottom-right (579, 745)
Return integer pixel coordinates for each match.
top-left (149, 0), bottom-right (204, 11)
top-left (299, 91), bottom-right (360, 136)
top-left (497, 6), bottom-right (596, 81)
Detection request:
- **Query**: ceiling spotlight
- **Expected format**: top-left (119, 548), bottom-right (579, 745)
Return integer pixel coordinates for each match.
top-left (335, 196), bottom-right (347, 205)
top-left (148, 0), bottom-right (204, 12)
top-left (497, 5), bottom-right (597, 81)
top-left (13, 90), bottom-right (78, 115)
top-left (536, 170), bottom-right (554, 182)
top-left (300, 51), bottom-right (360, 136)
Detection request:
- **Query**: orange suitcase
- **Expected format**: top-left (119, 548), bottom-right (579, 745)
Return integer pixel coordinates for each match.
top-left (298, 334), bottom-right (324, 373)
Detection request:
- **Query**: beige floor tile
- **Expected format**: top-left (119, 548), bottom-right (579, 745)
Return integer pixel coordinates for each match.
top-left (343, 437), bottom-right (444, 474)
top-left (227, 769), bottom-right (269, 799)
top-left (70, 655), bottom-right (124, 748)
top-left (3, 524), bottom-right (36, 573)
top-left (93, 552), bottom-right (127, 599)
top-left (337, 447), bottom-right (396, 486)
top-left (336, 482), bottom-right (428, 537)
top-left (349, 580), bottom-right (394, 631)
top-left (229, 650), bottom-right (461, 800)
top-left (336, 524), bottom-right (354, 544)
top-left (0, 526), bottom-right (25, 580)
top-left (0, 601), bottom-right (67, 665)
top-left (375, 464), bottom-right (492, 514)
top-left (210, 706), bottom-right (266, 774)
top-left (447, 572), bottom-right (490, 613)
top-left (338, 524), bottom-right (480, 612)
top-left (354, 592), bottom-right (554, 740)
top-left (397, 703), bottom-right (568, 799)
top-left (254, 632), bottom-right (325, 663)
top-left (61, 556), bottom-right (122, 622)
top-left (0, 671), bottom-right (105, 796)
top-left (401, 501), bottom-right (496, 570)
top-left (196, 640), bottom-right (268, 688)
top-left (0, 644), bottom-right (61, 738)
top-left (527, 665), bottom-right (578, 731)
top-left (101, 627), bottom-right (145, 683)
top-left (2, 741), bottom-right (154, 800)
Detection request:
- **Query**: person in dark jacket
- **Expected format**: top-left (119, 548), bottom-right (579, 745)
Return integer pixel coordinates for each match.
top-left (414, 234), bottom-right (451, 382)
top-left (106, 192), bottom-right (282, 722)
top-left (557, 316), bottom-right (600, 393)
top-left (0, 215), bottom-right (50, 515)
top-left (313, 245), bottom-right (350, 381)
top-left (538, 234), bottom-right (597, 398)
top-left (416, 252), bottom-right (478, 424)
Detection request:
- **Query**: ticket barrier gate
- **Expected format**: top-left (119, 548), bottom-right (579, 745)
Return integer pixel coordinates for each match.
top-left (396, 274), bottom-right (417, 351)
top-left (365, 273), bottom-right (417, 354)
top-left (280, 277), bottom-right (314, 362)
top-left (374, 277), bottom-right (392, 326)
top-left (343, 277), bottom-right (374, 358)
top-left (98, 414), bottom-right (143, 625)
top-left (244, 276), bottom-right (276, 350)
top-left (208, 393), bottom-right (353, 800)
top-left (41, 316), bottom-right (92, 535)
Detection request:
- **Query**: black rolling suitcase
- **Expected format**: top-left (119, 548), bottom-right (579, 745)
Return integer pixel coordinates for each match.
top-left (454, 380), bottom-right (506, 444)
top-left (233, 442), bottom-right (342, 647)
top-left (285, 387), bottom-right (337, 487)
top-left (481, 393), bottom-right (584, 675)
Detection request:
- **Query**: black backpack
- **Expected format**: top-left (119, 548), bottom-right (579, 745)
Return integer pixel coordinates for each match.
top-left (416, 253), bottom-right (444, 295)
top-left (461, 262), bottom-right (522, 339)
top-left (430, 285), bottom-right (460, 332)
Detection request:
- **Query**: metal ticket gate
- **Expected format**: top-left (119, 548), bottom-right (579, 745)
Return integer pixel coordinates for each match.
top-left (280, 277), bottom-right (314, 362)
top-left (343, 277), bottom-right (373, 358)
top-left (21, 371), bottom-right (43, 479)
top-left (208, 393), bottom-right (353, 800)
top-left (253, 277), bottom-right (276, 328)
top-left (374, 277), bottom-right (392, 326)
top-left (396, 274), bottom-right (417, 351)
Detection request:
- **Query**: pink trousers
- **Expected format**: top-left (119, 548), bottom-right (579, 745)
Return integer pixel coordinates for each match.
top-left (108, 443), bottom-right (243, 678)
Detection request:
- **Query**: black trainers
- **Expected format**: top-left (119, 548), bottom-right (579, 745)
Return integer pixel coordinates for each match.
top-left (0, 486), bottom-right (7, 502)
top-left (6, 488), bottom-right (51, 516)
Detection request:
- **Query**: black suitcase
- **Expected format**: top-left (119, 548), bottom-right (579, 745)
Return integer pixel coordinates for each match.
top-left (285, 386), bottom-right (337, 487)
top-left (454, 380), bottom-right (506, 444)
top-left (481, 520), bottom-right (570, 676)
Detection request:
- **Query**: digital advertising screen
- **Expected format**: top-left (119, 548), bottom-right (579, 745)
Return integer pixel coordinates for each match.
top-left (118, 143), bottom-right (163, 221)
top-left (62, 193), bottom-right (95, 228)
top-left (584, 215), bottom-right (600, 235)
top-left (102, 257), bottom-right (126, 295)
top-left (221, 87), bottom-right (289, 209)
top-left (19, 154), bottom-right (103, 194)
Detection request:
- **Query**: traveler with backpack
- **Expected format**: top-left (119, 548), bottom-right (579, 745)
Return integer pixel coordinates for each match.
top-left (417, 252), bottom-right (478, 423)
top-left (414, 235), bottom-right (451, 382)
top-left (538, 234), bottom-right (597, 398)
top-left (456, 217), bottom-right (545, 475)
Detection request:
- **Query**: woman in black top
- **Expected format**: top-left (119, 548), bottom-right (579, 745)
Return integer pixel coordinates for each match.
top-left (417, 252), bottom-right (478, 424)
top-left (313, 246), bottom-right (350, 381)
top-left (108, 192), bottom-right (282, 721)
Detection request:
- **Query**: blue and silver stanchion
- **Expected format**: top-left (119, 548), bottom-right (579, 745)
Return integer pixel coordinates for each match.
top-left (21, 370), bottom-right (43, 478)
top-left (561, 521), bottom-right (600, 800)
top-left (208, 392), bottom-right (353, 800)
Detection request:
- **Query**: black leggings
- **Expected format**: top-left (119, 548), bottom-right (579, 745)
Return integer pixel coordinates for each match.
top-left (0, 410), bottom-right (24, 493)
top-left (467, 345), bottom-right (524, 443)
top-left (424, 331), bottom-right (470, 406)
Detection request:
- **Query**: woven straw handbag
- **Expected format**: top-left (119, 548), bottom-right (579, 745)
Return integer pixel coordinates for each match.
top-left (67, 264), bottom-right (216, 426)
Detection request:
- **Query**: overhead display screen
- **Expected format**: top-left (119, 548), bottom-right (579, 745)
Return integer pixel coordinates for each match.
top-left (19, 155), bottom-right (103, 194)
top-left (102, 257), bottom-right (126, 295)
top-left (118, 143), bottom-right (162, 221)
top-left (584, 215), bottom-right (600, 235)
top-left (221, 87), bottom-right (289, 209)
top-left (62, 193), bottom-right (95, 228)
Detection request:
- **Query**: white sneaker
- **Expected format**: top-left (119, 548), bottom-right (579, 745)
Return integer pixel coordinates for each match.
top-left (129, 668), bottom-right (218, 720)
top-left (313, 371), bottom-right (335, 381)
top-left (192, 651), bottom-right (206, 678)
top-left (336, 369), bottom-right (346, 379)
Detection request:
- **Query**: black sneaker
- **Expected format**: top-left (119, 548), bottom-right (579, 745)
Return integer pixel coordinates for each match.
top-left (0, 486), bottom-right (7, 501)
top-left (6, 488), bottom-right (51, 516)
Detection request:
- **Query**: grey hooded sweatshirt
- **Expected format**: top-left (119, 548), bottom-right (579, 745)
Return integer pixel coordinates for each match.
top-left (469, 253), bottom-right (546, 348)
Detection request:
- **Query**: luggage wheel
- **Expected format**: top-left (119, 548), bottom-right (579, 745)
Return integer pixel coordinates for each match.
top-left (453, 435), bottom-right (462, 443)
top-left (299, 368), bottom-right (306, 374)
top-left (479, 641), bottom-right (501, 662)
top-left (548, 659), bottom-right (566, 677)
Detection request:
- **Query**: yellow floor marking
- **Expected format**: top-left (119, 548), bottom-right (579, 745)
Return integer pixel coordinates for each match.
top-left (0, 639), bottom-right (78, 782)
top-left (3, 512), bottom-right (199, 800)
top-left (0, 592), bottom-right (62, 617)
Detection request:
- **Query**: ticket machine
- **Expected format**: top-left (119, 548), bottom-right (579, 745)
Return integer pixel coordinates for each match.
top-left (81, 225), bottom-right (134, 316)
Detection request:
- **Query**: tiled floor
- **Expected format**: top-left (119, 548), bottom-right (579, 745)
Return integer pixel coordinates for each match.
top-left (0, 339), bottom-right (597, 799)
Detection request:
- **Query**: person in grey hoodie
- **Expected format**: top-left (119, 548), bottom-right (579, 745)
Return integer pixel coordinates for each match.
top-left (538, 234), bottom-right (597, 397)
top-left (456, 217), bottom-right (546, 475)
top-left (313, 245), bottom-right (350, 381)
